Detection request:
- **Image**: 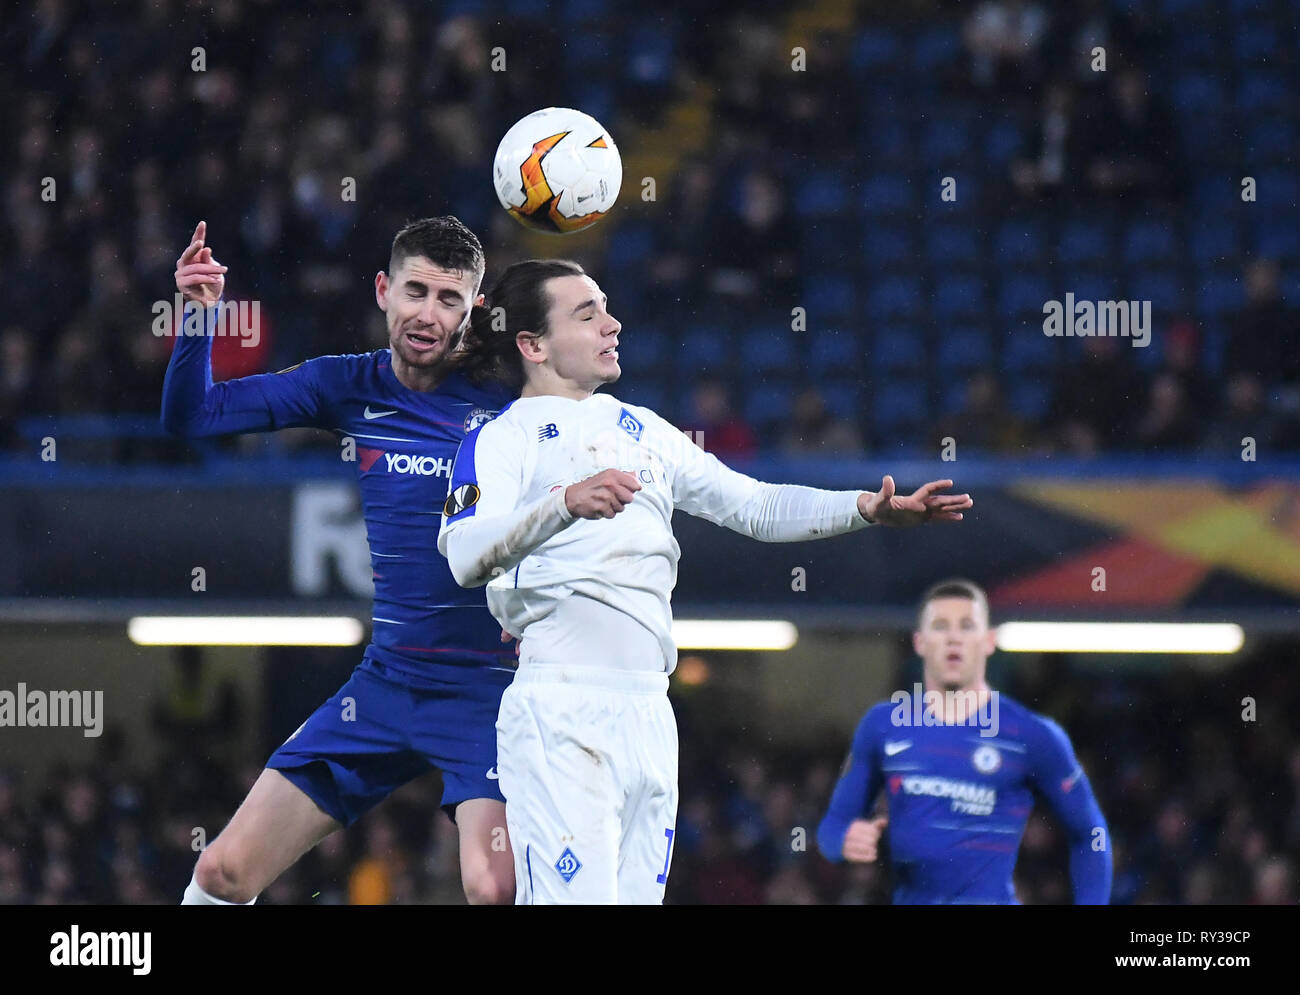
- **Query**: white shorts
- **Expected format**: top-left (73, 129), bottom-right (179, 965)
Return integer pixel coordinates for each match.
top-left (496, 665), bottom-right (679, 905)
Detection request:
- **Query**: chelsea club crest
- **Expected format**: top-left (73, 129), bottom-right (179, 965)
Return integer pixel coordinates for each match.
top-left (464, 407), bottom-right (497, 433)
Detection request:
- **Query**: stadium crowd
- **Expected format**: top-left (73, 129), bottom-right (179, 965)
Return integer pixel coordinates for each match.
top-left (2, 0), bottom-right (1297, 457)
top-left (0, 639), bottom-right (1295, 904)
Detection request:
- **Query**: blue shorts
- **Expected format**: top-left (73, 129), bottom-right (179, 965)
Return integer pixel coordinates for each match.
top-left (266, 658), bottom-right (511, 826)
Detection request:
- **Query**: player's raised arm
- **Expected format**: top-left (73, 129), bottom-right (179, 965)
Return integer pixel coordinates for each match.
top-left (817, 710), bottom-right (886, 861)
top-left (161, 222), bottom-right (329, 438)
top-left (649, 410), bottom-right (971, 541)
top-left (1028, 716), bottom-right (1113, 905)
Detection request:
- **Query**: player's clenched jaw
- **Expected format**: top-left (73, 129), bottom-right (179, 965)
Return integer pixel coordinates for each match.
top-left (518, 274), bottom-right (622, 399)
top-left (375, 256), bottom-right (482, 386)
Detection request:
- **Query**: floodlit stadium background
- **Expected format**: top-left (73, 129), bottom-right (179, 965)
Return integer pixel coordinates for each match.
top-left (1, 0), bottom-right (1297, 904)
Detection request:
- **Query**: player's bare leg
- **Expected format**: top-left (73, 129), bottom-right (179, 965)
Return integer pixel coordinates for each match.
top-left (185, 769), bottom-right (341, 904)
top-left (455, 798), bottom-right (514, 905)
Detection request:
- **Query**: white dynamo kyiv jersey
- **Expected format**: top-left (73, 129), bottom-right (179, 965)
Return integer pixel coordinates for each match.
top-left (437, 393), bottom-right (872, 673)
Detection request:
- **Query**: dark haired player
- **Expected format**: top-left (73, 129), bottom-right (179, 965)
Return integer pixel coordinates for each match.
top-left (817, 579), bottom-right (1112, 904)
top-left (439, 259), bottom-right (972, 903)
top-left (163, 218), bottom-right (515, 904)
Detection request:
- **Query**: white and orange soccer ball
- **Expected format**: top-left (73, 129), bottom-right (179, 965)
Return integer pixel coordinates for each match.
top-left (493, 107), bottom-right (622, 234)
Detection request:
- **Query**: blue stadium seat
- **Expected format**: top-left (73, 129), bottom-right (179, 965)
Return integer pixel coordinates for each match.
top-left (740, 326), bottom-right (797, 376)
top-left (559, 0), bottom-right (610, 25)
top-left (1232, 20), bottom-right (1280, 63)
top-left (852, 28), bottom-right (904, 76)
top-left (1008, 381), bottom-right (1053, 420)
top-left (983, 119), bottom-right (1023, 166)
top-left (870, 378), bottom-right (928, 434)
top-left (863, 225), bottom-right (914, 267)
top-left (804, 274), bottom-right (858, 322)
top-left (860, 116), bottom-right (913, 165)
top-left (926, 226), bottom-right (980, 267)
top-left (808, 329), bottom-right (863, 374)
top-left (1127, 269), bottom-right (1183, 314)
top-left (1160, 0), bottom-right (1215, 19)
top-left (1122, 219), bottom-right (1179, 266)
top-left (1251, 217), bottom-right (1300, 260)
top-left (800, 218), bottom-right (859, 267)
top-left (1189, 219), bottom-right (1240, 268)
top-left (604, 221), bottom-right (656, 274)
top-left (744, 382), bottom-right (796, 430)
top-left (1255, 168), bottom-right (1300, 208)
top-left (504, 0), bottom-right (553, 17)
top-left (818, 380), bottom-right (861, 421)
top-left (936, 326), bottom-right (993, 371)
top-left (921, 113), bottom-right (972, 164)
top-left (1245, 118), bottom-right (1297, 166)
top-left (872, 325), bottom-right (926, 371)
top-left (1237, 71), bottom-right (1289, 113)
top-left (1171, 72), bottom-right (1228, 116)
top-left (1196, 273), bottom-right (1243, 319)
top-left (997, 274), bottom-right (1051, 319)
top-left (866, 277), bottom-right (923, 322)
top-left (932, 273), bottom-right (987, 321)
top-left (1001, 329), bottom-right (1057, 373)
top-left (795, 170), bottom-right (852, 218)
top-left (861, 175), bottom-right (914, 217)
top-left (994, 220), bottom-right (1046, 266)
top-left (678, 325), bottom-right (730, 372)
top-left (1059, 217), bottom-right (1112, 266)
top-left (629, 324), bottom-right (668, 370)
top-left (911, 25), bottom-right (962, 76)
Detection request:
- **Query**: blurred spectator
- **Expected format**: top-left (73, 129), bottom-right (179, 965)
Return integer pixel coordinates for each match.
top-left (1225, 258), bottom-right (1300, 387)
top-left (685, 379), bottom-right (758, 463)
top-left (964, 0), bottom-right (1050, 93)
top-left (0, 327), bottom-right (42, 447)
top-left (932, 370), bottom-right (1032, 454)
top-left (1133, 371), bottom-right (1199, 451)
top-left (1081, 67), bottom-right (1177, 201)
top-left (707, 168), bottom-right (800, 305)
top-left (1045, 336), bottom-right (1144, 455)
top-left (1202, 373), bottom-right (1278, 455)
top-left (780, 386), bottom-right (864, 456)
top-left (1011, 80), bottom-right (1081, 200)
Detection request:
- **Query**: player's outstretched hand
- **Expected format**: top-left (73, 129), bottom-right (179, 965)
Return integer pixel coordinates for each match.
top-left (858, 475), bottom-right (971, 526)
top-left (565, 469), bottom-right (641, 520)
top-left (175, 221), bottom-right (227, 306)
top-left (842, 816), bottom-right (888, 862)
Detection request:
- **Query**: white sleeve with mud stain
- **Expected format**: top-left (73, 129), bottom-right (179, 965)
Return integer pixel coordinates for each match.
top-left (440, 487), bottom-right (575, 588)
top-left (438, 417), bottom-right (576, 588)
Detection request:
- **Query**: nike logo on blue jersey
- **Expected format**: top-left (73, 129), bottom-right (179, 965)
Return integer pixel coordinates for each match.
top-left (486, 766), bottom-right (499, 780)
top-left (884, 740), bottom-right (913, 756)
top-left (364, 406), bottom-right (398, 419)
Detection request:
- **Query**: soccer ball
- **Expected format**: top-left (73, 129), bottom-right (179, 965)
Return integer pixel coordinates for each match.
top-left (493, 107), bottom-right (622, 234)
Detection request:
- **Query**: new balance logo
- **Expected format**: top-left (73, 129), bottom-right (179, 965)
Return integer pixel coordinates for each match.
top-left (364, 406), bottom-right (397, 419)
top-left (538, 423), bottom-right (559, 441)
top-left (884, 740), bottom-right (912, 756)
